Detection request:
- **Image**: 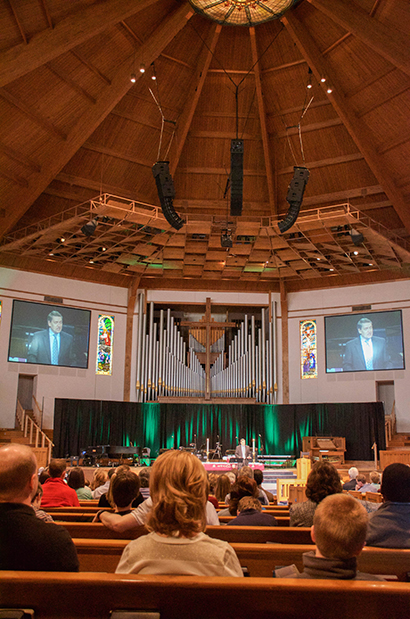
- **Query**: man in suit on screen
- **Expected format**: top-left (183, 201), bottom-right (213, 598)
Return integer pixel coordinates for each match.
top-left (27, 310), bottom-right (74, 366)
top-left (343, 317), bottom-right (389, 372)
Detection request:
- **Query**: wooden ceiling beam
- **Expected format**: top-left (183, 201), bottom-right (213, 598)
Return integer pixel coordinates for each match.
top-left (0, 0), bottom-right (160, 88)
top-left (71, 50), bottom-right (111, 86)
top-left (0, 252), bottom-right (131, 287)
top-left (0, 142), bottom-right (41, 173)
top-left (81, 142), bottom-right (152, 169)
top-left (278, 152), bottom-right (364, 175)
top-left (39, 0), bottom-right (53, 29)
top-left (0, 87), bottom-right (67, 140)
top-left (8, 0), bottom-right (27, 44)
top-left (0, 4), bottom-right (194, 239)
top-left (45, 63), bottom-right (96, 104)
top-left (170, 24), bottom-right (221, 176)
top-left (250, 27), bottom-right (276, 215)
top-left (307, 0), bottom-right (410, 78)
top-left (275, 117), bottom-right (343, 138)
top-left (282, 11), bottom-right (410, 234)
top-left (286, 266), bottom-right (410, 293)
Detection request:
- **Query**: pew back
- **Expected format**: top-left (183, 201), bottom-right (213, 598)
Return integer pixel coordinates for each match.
top-left (59, 522), bottom-right (313, 544)
top-left (71, 538), bottom-right (410, 579)
top-left (0, 572), bottom-right (409, 619)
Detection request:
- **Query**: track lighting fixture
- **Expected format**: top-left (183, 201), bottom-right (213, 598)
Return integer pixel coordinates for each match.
top-left (130, 73), bottom-right (136, 83)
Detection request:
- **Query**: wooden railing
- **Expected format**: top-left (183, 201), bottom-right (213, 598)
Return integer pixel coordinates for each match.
top-left (16, 399), bottom-right (54, 464)
top-left (32, 395), bottom-right (43, 427)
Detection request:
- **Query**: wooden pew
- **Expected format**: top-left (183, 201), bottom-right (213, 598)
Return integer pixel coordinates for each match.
top-left (1, 572), bottom-right (408, 619)
top-left (218, 515), bottom-right (290, 525)
top-left (71, 538), bottom-right (410, 579)
top-left (59, 522), bottom-right (313, 544)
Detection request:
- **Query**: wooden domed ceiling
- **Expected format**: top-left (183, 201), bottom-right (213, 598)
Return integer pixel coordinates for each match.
top-left (0, 0), bottom-right (409, 292)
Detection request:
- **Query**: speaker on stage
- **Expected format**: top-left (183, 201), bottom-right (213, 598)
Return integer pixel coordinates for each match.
top-left (152, 161), bottom-right (185, 230)
top-left (278, 166), bottom-right (310, 233)
top-left (230, 139), bottom-right (244, 217)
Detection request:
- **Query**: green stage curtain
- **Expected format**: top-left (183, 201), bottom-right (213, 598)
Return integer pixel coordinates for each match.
top-left (54, 400), bottom-right (385, 461)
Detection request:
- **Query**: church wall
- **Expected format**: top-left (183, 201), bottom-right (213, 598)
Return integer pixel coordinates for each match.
top-left (287, 280), bottom-right (410, 432)
top-left (0, 268), bottom-right (128, 429)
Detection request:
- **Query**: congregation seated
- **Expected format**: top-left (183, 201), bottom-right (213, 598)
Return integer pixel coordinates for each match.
top-left (31, 483), bottom-right (54, 522)
top-left (68, 466), bottom-right (93, 500)
top-left (207, 472), bottom-right (219, 508)
top-left (356, 471), bottom-right (381, 493)
top-left (91, 468), bottom-right (109, 499)
top-left (138, 467), bottom-right (150, 499)
top-left (41, 458), bottom-right (80, 508)
top-left (289, 461), bottom-right (342, 527)
top-left (95, 469), bottom-right (141, 518)
top-left (115, 449), bottom-right (243, 576)
top-left (219, 476), bottom-right (259, 517)
top-left (342, 466), bottom-right (359, 490)
top-left (0, 443), bottom-right (79, 571)
top-left (214, 474), bottom-right (231, 503)
top-left (98, 465), bottom-right (144, 509)
top-left (227, 496), bottom-right (277, 527)
top-left (366, 462), bottom-right (410, 548)
top-left (253, 468), bottom-right (274, 503)
top-left (278, 493), bottom-right (383, 580)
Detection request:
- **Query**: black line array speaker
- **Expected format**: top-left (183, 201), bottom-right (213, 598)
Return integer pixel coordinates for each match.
top-left (152, 161), bottom-right (185, 230)
top-left (278, 166), bottom-right (310, 233)
top-left (230, 139), bottom-right (244, 217)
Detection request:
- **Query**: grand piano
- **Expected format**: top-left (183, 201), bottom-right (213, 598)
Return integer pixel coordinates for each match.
top-left (82, 445), bottom-right (142, 466)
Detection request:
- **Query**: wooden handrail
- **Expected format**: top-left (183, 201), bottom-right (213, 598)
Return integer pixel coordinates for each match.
top-left (16, 398), bottom-right (54, 464)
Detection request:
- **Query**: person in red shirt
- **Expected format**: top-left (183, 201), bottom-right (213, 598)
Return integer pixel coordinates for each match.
top-left (41, 459), bottom-right (80, 507)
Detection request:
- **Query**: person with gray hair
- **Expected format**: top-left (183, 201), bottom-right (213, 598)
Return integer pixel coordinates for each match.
top-left (0, 444), bottom-right (79, 571)
top-left (343, 466), bottom-right (359, 490)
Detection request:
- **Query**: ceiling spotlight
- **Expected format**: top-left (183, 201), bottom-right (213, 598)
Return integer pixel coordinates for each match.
top-left (326, 85), bottom-right (333, 94)
top-left (89, 259), bottom-right (94, 264)
top-left (102, 247), bottom-right (107, 252)
top-left (353, 250), bottom-right (359, 256)
top-left (307, 68), bottom-right (312, 89)
top-left (151, 63), bottom-right (157, 80)
top-left (320, 75), bottom-right (326, 83)
top-left (81, 218), bottom-right (98, 237)
top-left (49, 252), bottom-right (54, 256)
top-left (139, 63), bottom-right (146, 73)
top-left (130, 73), bottom-right (136, 83)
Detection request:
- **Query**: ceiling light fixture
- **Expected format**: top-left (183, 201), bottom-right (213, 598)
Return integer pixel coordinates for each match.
top-left (139, 63), bottom-right (146, 74)
top-left (320, 75), bottom-right (326, 83)
top-left (188, 0), bottom-right (302, 26)
top-left (307, 68), bottom-right (313, 89)
top-left (130, 73), bottom-right (136, 83)
top-left (326, 85), bottom-right (333, 94)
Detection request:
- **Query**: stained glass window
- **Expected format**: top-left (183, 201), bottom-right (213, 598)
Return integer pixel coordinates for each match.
top-left (96, 315), bottom-right (114, 375)
top-left (300, 319), bottom-right (317, 379)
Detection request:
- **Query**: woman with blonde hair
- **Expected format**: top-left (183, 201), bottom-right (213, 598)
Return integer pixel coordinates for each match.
top-left (115, 450), bottom-right (243, 576)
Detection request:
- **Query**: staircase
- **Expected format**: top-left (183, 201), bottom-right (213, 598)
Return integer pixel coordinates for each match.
top-left (0, 400), bottom-right (54, 467)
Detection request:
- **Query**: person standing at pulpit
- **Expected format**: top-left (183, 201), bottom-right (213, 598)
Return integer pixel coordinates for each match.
top-left (235, 438), bottom-right (251, 462)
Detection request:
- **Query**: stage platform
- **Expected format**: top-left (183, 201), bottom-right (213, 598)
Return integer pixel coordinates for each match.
top-left (203, 461), bottom-right (264, 472)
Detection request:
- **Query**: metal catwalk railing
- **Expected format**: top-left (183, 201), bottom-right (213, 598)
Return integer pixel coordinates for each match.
top-left (135, 294), bottom-right (277, 403)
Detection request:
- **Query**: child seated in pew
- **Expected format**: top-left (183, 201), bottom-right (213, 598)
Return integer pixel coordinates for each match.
top-left (114, 450), bottom-right (243, 577)
top-left (276, 494), bottom-right (383, 580)
top-left (110, 470), bottom-right (140, 515)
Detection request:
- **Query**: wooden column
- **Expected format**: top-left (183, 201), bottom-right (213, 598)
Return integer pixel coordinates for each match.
top-left (280, 279), bottom-right (289, 404)
top-left (123, 277), bottom-right (140, 401)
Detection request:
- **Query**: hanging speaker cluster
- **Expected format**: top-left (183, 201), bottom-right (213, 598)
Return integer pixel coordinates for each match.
top-left (152, 161), bottom-right (185, 230)
top-left (278, 166), bottom-right (310, 233)
top-left (230, 139), bottom-right (244, 217)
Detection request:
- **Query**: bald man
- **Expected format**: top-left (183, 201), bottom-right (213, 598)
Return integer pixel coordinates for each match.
top-left (0, 443), bottom-right (79, 571)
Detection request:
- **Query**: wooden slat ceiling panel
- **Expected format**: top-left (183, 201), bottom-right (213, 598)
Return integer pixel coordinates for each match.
top-left (0, 0), bottom-right (409, 290)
